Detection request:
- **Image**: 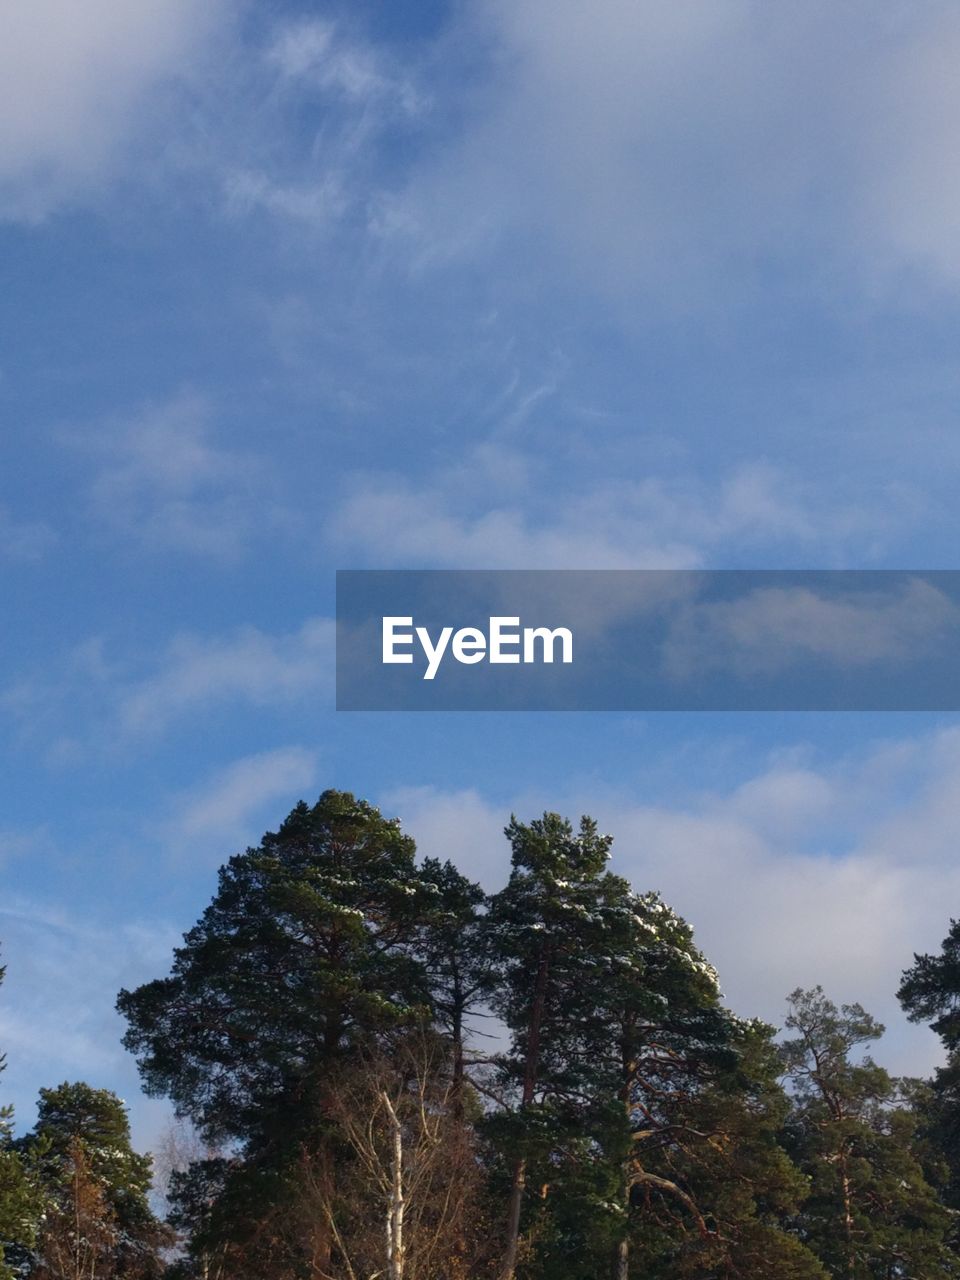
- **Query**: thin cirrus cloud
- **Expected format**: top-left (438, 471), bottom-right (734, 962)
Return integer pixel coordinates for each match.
top-left (115, 620), bottom-right (334, 738)
top-left (264, 18), bottom-right (424, 116)
top-left (75, 394), bottom-right (278, 560)
top-left (216, 17), bottom-right (426, 232)
top-left (0, 895), bottom-right (179, 1140)
top-left (163, 746), bottom-right (319, 854)
top-left (2, 618), bottom-right (333, 756)
top-left (0, 0), bottom-right (233, 222)
top-left (331, 453), bottom-right (884, 569)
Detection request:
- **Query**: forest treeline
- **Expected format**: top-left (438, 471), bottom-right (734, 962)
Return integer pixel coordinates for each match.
top-left (6, 790), bottom-right (960, 1278)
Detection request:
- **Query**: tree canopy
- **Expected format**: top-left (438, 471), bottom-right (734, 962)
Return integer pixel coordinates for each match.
top-left (6, 788), bottom-right (960, 1278)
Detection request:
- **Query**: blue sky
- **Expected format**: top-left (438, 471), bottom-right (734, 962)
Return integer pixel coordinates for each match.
top-left (5, 0), bottom-right (960, 1147)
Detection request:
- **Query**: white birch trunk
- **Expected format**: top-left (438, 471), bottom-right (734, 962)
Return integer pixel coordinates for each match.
top-left (616, 1236), bottom-right (629, 1280)
top-left (382, 1091), bottom-right (405, 1280)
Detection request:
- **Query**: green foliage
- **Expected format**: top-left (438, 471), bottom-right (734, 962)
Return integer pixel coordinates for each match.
top-left (32, 1082), bottom-right (154, 1207)
top-left (482, 815), bottom-right (824, 1279)
top-left (94, 792), bottom-right (960, 1279)
top-left (899, 919), bottom-right (960, 1225)
top-left (899, 920), bottom-right (960, 1052)
top-left (782, 986), bottom-right (956, 1279)
top-left (616, 921), bottom-right (823, 1278)
top-left (0, 952), bottom-right (42, 1280)
top-left (20, 1082), bottom-right (169, 1279)
top-left (118, 791), bottom-right (490, 1278)
top-left (482, 813), bottom-right (631, 1275)
top-left (117, 790), bottom-right (434, 1148)
top-left (415, 858), bottom-right (487, 1044)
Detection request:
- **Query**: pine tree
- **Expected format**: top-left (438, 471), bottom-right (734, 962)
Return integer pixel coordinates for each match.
top-left (32, 1136), bottom-right (120, 1280)
top-left (413, 858), bottom-right (487, 1112)
top-left (483, 811), bottom-right (625, 1280)
top-left (781, 986), bottom-right (956, 1279)
top-left (482, 816), bottom-right (820, 1279)
top-left (163, 1157), bottom-right (238, 1280)
top-left (612, 899), bottom-right (824, 1280)
top-left (0, 950), bottom-right (42, 1280)
top-left (117, 790), bottom-right (460, 1277)
top-left (898, 918), bottom-right (960, 1222)
top-left (539, 886), bottom-right (822, 1279)
top-left (0, 1137), bottom-right (38, 1280)
top-left (118, 792), bottom-right (437, 1147)
top-left (23, 1083), bottom-right (168, 1280)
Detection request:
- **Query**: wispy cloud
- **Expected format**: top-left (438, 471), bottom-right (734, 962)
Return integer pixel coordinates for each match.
top-left (209, 18), bottom-right (427, 235)
top-left (266, 19), bottom-right (424, 116)
top-left (115, 620), bottom-right (333, 738)
top-left (223, 169), bottom-right (347, 226)
top-left (331, 451), bottom-right (881, 569)
top-left (3, 618), bottom-right (333, 755)
top-left (380, 0), bottom-right (960, 297)
top-left (0, 896), bottom-right (178, 1143)
top-left (663, 578), bottom-right (960, 681)
top-left (75, 393), bottom-right (279, 559)
top-left (165, 747), bottom-right (319, 853)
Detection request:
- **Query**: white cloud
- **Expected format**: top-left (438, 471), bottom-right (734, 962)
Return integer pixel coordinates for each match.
top-left (168, 747), bottom-right (319, 852)
top-left (383, 0), bottom-right (960, 294)
top-left (380, 786), bottom-right (511, 891)
top-left (267, 20), bottom-right (337, 80)
top-left (7, 0), bottom-right (960, 296)
top-left (115, 619), bottom-right (333, 739)
top-left (224, 168), bottom-right (348, 226)
top-left (331, 453), bottom-right (878, 569)
top-left (0, 0), bottom-right (231, 221)
top-left (206, 18), bottom-right (426, 234)
top-left (334, 479), bottom-right (695, 568)
top-left (663, 578), bottom-right (960, 680)
top-left (2, 618), bottom-right (334, 753)
top-left (860, 9), bottom-right (960, 281)
top-left (77, 393), bottom-right (278, 559)
top-left (266, 19), bottom-right (423, 115)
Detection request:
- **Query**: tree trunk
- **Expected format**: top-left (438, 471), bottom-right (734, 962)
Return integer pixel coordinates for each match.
top-left (839, 1151), bottom-right (855, 1279)
top-left (499, 1160), bottom-right (528, 1280)
top-left (382, 1092), bottom-right (405, 1280)
top-left (499, 946), bottom-right (552, 1280)
top-left (451, 992), bottom-right (465, 1119)
top-left (450, 978), bottom-right (469, 1280)
top-left (616, 1236), bottom-right (630, 1280)
top-left (618, 1027), bottom-right (635, 1280)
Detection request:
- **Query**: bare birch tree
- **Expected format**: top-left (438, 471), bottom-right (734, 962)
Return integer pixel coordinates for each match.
top-left (298, 1032), bottom-right (491, 1280)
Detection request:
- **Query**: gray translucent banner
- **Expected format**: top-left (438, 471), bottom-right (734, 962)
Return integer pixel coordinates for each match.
top-left (336, 570), bottom-right (960, 711)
